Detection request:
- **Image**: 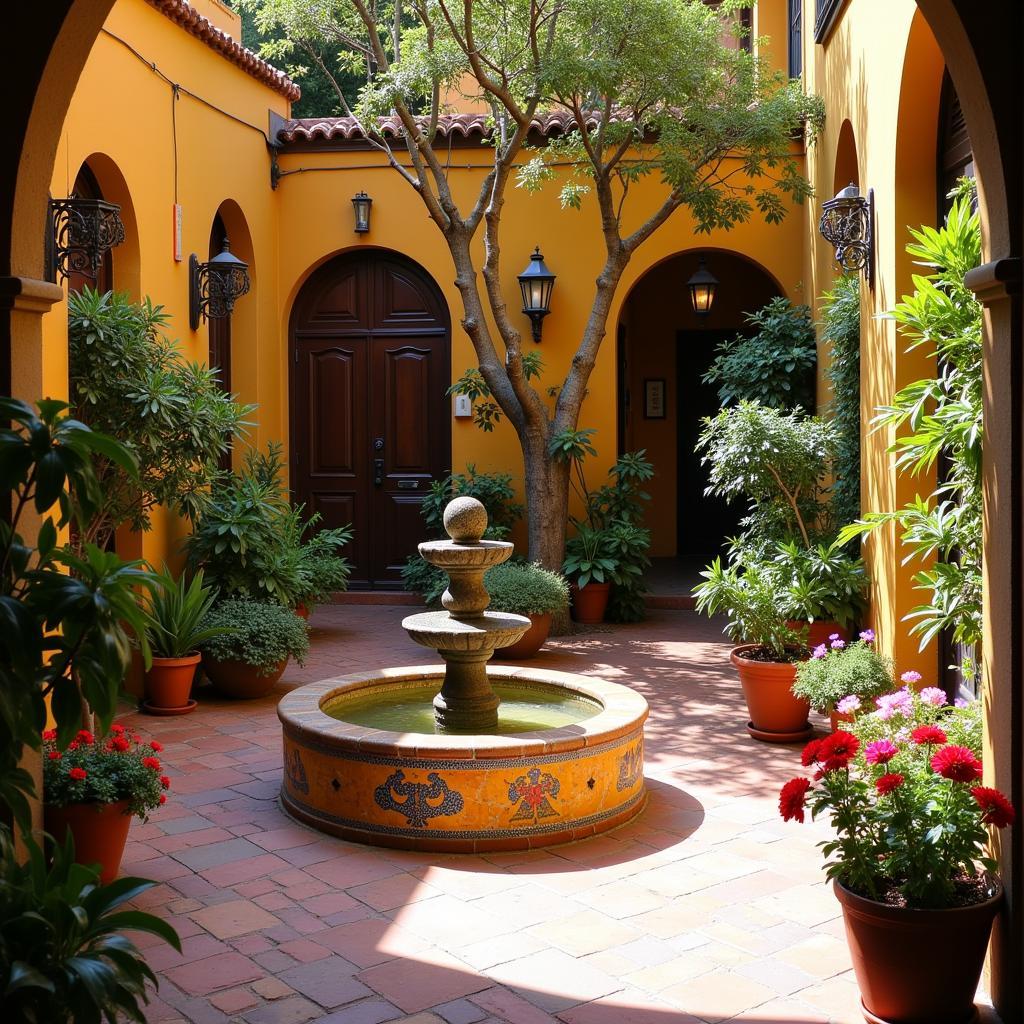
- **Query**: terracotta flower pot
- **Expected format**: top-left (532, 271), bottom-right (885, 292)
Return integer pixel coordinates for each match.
top-left (787, 620), bottom-right (851, 650)
top-left (144, 653), bottom-right (200, 711)
top-left (730, 644), bottom-right (813, 743)
top-left (570, 581), bottom-right (610, 624)
top-left (835, 877), bottom-right (1002, 1024)
top-left (203, 655), bottom-right (288, 699)
top-left (830, 709), bottom-right (856, 732)
top-left (295, 603), bottom-right (311, 620)
top-left (494, 612), bottom-right (552, 660)
top-left (44, 799), bottom-right (133, 884)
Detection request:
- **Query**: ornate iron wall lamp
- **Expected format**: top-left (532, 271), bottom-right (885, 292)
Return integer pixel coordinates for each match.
top-left (819, 183), bottom-right (875, 284)
top-left (517, 247), bottom-right (556, 342)
top-left (189, 239), bottom-right (251, 330)
top-left (687, 256), bottom-right (719, 317)
top-left (352, 191), bottom-right (373, 233)
top-left (47, 197), bottom-right (125, 283)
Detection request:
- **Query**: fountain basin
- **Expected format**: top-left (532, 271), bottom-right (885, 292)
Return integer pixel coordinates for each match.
top-left (278, 665), bottom-right (648, 852)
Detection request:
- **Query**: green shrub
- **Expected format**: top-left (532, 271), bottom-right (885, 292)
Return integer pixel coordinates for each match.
top-left (401, 557), bottom-right (449, 606)
top-left (792, 638), bottom-right (894, 713)
top-left (485, 562), bottom-right (570, 616)
top-left (770, 540), bottom-right (868, 630)
top-left (296, 526), bottom-right (353, 607)
top-left (144, 566), bottom-right (234, 659)
top-left (421, 465), bottom-right (524, 540)
top-left (702, 297), bottom-right (817, 411)
top-left (200, 600), bottom-right (309, 673)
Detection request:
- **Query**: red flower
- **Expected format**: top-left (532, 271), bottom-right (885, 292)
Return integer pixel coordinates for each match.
top-left (150, 740), bottom-right (163, 752)
top-left (779, 777), bottom-right (811, 823)
top-left (972, 787), bottom-right (1016, 829)
top-left (42, 729), bottom-right (56, 741)
top-left (876, 773), bottom-right (905, 795)
top-left (111, 724), bottom-right (125, 735)
top-left (931, 745), bottom-right (983, 782)
top-left (818, 730), bottom-right (860, 765)
top-left (160, 775), bottom-right (171, 790)
top-left (159, 794), bottom-right (167, 805)
top-left (801, 739), bottom-right (823, 767)
top-left (142, 756), bottom-right (161, 772)
top-left (67, 740), bottom-right (79, 751)
top-left (69, 767), bottom-right (87, 781)
top-left (110, 736), bottom-right (131, 752)
top-left (76, 730), bottom-right (94, 745)
top-left (47, 750), bottom-right (61, 761)
top-left (911, 724), bottom-right (947, 746)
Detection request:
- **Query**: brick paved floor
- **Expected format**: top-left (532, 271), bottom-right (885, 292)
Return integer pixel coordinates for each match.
top-left (120, 607), bottom-right (998, 1024)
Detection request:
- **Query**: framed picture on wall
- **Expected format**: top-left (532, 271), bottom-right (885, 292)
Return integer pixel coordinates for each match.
top-left (644, 378), bottom-right (666, 419)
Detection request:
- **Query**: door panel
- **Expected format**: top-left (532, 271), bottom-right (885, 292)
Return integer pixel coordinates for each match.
top-left (290, 251), bottom-right (450, 589)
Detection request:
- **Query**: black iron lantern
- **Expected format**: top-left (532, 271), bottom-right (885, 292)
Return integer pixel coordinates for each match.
top-left (47, 196), bottom-right (125, 283)
top-left (819, 183), bottom-right (875, 282)
top-left (189, 238), bottom-right (251, 330)
top-left (352, 191), bottom-right (373, 233)
top-left (687, 256), bottom-right (719, 317)
top-left (517, 247), bottom-right (556, 343)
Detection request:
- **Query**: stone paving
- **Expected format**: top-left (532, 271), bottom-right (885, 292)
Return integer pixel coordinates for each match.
top-left (121, 606), bottom-right (995, 1024)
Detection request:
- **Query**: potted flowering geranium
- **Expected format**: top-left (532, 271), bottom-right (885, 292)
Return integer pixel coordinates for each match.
top-left (779, 687), bottom-right (1013, 1024)
top-left (791, 629), bottom-right (894, 730)
top-left (43, 725), bottom-right (171, 883)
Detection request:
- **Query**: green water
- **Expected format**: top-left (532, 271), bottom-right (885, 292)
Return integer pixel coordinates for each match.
top-left (324, 681), bottom-right (600, 735)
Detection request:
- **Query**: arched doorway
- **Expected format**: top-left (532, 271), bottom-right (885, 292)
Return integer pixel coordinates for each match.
top-left (617, 250), bottom-right (785, 574)
top-left (289, 249), bottom-right (451, 590)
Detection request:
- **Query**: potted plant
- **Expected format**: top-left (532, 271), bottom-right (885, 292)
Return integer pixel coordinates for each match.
top-left (43, 726), bottom-right (171, 883)
top-left (779, 690), bottom-right (1012, 1024)
top-left (694, 557), bottom-right (813, 742)
top-left (199, 599), bottom-right (309, 698)
top-left (142, 566), bottom-right (234, 714)
top-left (562, 523), bottom-right (618, 624)
top-left (791, 630), bottom-right (893, 730)
top-left (487, 561), bottom-right (570, 659)
top-left (294, 519), bottom-right (353, 617)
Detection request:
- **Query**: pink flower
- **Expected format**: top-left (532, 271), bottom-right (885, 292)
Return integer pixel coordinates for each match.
top-left (876, 773), bottom-right (905, 795)
top-left (830, 638), bottom-right (846, 650)
top-left (859, 629), bottom-right (876, 644)
top-left (836, 695), bottom-right (861, 715)
top-left (920, 687), bottom-right (947, 707)
top-left (900, 670), bottom-right (923, 685)
top-left (812, 644), bottom-right (828, 660)
top-left (955, 697), bottom-right (970, 709)
top-left (829, 633), bottom-right (841, 641)
top-left (865, 740), bottom-right (899, 765)
top-left (876, 688), bottom-right (913, 720)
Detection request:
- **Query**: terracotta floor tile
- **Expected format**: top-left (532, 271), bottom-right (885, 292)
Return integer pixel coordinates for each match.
top-left (485, 949), bottom-right (623, 1013)
top-left (279, 957), bottom-right (373, 1008)
top-left (660, 969), bottom-right (777, 1022)
top-left (317, 917), bottom-right (431, 968)
top-left (164, 950), bottom-right (265, 995)
top-left (190, 898), bottom-right (280, 939)
top-left (349, 872), bottom-right (442, 911)
top-left (357, 947), bottom-right (492, 1013)
top-left (527, 910), bottom-right (642, 957)
top-left (555, 987), bottom-right (701, 1024)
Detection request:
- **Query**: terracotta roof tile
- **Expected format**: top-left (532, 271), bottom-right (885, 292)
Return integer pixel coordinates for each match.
top-left (145, 0), bottom-right (300, 101)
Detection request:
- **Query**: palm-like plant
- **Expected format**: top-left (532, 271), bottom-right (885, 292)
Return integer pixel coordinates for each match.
top-left (143, 566), bottom-right (234, 659)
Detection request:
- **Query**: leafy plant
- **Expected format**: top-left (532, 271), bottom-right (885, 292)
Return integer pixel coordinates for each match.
top-left (143, 566), bottom-right (233, 659)
top-left (295, 525), bottom-right (352, 609)
top-left (68, 288), bottom-right (253, 552)
top-left (770, 540), bottom-right (868, 629)
top-left (839, 181), bottom-right (982, 661)
top-left (485, 562), bottom-right (570, 616)
top-left (703, 297), bottom-right (817, 411)
top-left (200, 600), bottom-right (309, 673)
top-left (0, 828), bottom-right (181, 1024)
top-left (43, 727), bottom-right (170, 820)
top-left (401, 557), bottom-right (449, 608)
top-left (822, 275), bottom-right (862, 527)
top-left (692, 557), bottom-right (807, 660)
top-left (792, 635), bottom-right (893, 714)
top-left (780, 691), bottom-right (1013, 909)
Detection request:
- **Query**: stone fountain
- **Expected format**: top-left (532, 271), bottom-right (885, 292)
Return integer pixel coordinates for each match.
top-left (278, 497), bottom-right (649, 851)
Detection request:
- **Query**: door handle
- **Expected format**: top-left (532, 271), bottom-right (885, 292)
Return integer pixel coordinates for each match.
top-left (374, 458), bottom-right (384, 486)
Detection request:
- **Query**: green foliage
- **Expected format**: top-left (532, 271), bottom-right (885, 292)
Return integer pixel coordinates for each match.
top-left (200, 600), bottom-right (310, 672)
top-left (42, 729), bottom-right (168, 820)
top-left (143, 567), bottom-right (234, 659)
top-left (839, 182), bottom-right (982, 658)
top-left (792, 639), bottom-right (893, 713)
top-left (186, 444), bottom-right (352, 609)
top-left (703, 298), bottom-right (817, 411)
top-left (67, 288), bottom-right (253, 551)
top-left (821, 275), bottom-right (862, 527)
top-left (0, 398), bottom-right (154, 829)
top-left (0, 828), bottom-right (180, 1023)
top-left (401, 556), bottom-right (450, 607)
top-left (420, 466), bottom-right (524, 540)
top-left (562, 524), bottom-right (620, 590)
top-left (692, 558), bottom-right (806, 659)
top-left (448, 369), bottom-right (503, 432)
top-left (770, 540), bottom-right (868, 629)
top-left (484, 561), bottom-right (570, 616)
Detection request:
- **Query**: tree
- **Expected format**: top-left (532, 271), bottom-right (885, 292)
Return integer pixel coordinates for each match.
top-left (243, 0), bottom-right (823, 568)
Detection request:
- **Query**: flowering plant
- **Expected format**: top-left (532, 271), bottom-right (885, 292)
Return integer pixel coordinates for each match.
top-left (42, 726), bottom-right (170, 819)
top-left (791, 631), bottom-right (893, 714)
top-left (779, 687), bottom-right (1014, 909)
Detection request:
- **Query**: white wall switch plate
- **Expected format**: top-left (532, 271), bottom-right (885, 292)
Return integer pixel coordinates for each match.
top-left (454, 394), bottom-right (472, 418)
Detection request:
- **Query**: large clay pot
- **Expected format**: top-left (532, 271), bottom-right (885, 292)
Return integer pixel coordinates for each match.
top-left (494, 612), bottom-right (552, 660)
top-left (44, 799), bottom-right (133, 884)
top-left (787, 620), bottom-right (851, 650)
top-left (570, 581), bottom-right (610, 624)
top-left (835, 877), bottom-right (1002, 1024)
top-left (730, 644), bottom-right (813, 743)
top-left (203, 656), bottom-right (288, 699)
top-left (144, 653), bottom-right (200, 711)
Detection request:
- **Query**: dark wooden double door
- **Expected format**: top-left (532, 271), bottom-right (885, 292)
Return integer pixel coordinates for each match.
top-left (290, 251), bottom-right (451, 589)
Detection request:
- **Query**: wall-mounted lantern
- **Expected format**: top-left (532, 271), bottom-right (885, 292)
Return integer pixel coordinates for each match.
top-left (47, 197), bottom-right (125, 283)
top-left (352, 191), bottom-right (373, 234)
top-left (189, 238), bottom-right (251, 330)
top-left (687, 256), bottom-right (719, 317)
top-left (819, 183), bottom-right (875, 283)
top-left (517, 247), bottom-right (556, 343)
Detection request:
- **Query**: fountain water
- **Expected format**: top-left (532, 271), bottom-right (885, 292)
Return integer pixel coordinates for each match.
top-left (278, 498), bottom-right (649, 851)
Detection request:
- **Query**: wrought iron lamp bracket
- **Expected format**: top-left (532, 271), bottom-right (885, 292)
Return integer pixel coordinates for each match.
top-left (47, 197), bottom-right (125, 283)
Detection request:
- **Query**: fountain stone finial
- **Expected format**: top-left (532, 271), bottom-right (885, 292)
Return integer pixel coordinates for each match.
top-left (401, 497), bottom-right (531, 731)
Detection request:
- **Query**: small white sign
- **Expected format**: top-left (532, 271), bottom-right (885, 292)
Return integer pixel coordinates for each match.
top-left (172, 204), bottom-right (183, 262)
top-left (453, 394), bottom-right (472, 418)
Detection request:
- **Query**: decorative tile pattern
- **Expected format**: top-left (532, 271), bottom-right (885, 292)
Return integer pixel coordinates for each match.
top-left (616, 741), bottom-right (643, 792)
top-left (373, 770), bottom-right (465, 828)
top-left (286, 748), bottom-right (309, 794)
top-left (507, 768), bottom-right (561, 825)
